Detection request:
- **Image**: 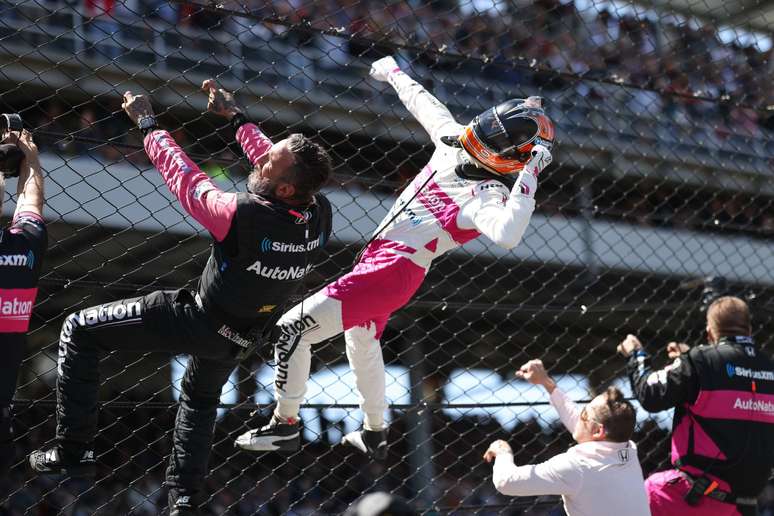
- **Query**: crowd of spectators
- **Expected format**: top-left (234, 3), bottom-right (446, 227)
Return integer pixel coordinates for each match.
top-left (122, 0), bottom-right (772, 135)
top-left (16, 0), bottom-right (773, 136)
top-left (5, 0), bottom-right (774, 240)
top-left (16, 94), bottom-right (774, 241)
top-left (12, 88), bottom-right (773, 246)
top-left (577, 178), bottom-right (774, 237)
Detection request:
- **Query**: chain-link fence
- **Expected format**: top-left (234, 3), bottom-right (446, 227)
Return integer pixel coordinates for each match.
top-left (1, 0), bottom-right (773, 514)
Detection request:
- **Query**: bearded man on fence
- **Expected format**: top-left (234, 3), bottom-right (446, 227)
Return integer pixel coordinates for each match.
top-left (29, 81), bottom-right (333, 516)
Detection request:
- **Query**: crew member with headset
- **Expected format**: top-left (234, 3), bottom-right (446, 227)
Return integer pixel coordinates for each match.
top-left (0, 119), bottom-right (46, 475)
top-left (29, 81), bottom-right (333, 516)
top-left (619, 296), bottom-right (774, 516)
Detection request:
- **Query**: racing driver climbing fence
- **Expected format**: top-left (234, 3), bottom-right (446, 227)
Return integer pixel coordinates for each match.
top-left (28, 81), bottom-right (333, 516)
top-left (235, 56), bottom-right (555, 458)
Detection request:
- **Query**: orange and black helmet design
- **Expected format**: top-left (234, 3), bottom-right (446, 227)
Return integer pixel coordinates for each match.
top-left (459, 97), bottom-right (555, 175)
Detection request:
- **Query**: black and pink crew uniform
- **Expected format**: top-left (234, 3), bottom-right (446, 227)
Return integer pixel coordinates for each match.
top-left (628, 336), bottom-right (774, 516)
top-left (53, 123), bottom-right (331, 498)
top-left (0, 211), bottom-right (47, 468)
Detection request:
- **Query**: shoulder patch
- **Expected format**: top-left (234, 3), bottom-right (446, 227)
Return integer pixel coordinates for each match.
top-left (476, 180), bottom-right (509, 194)
top-left (474, 180), bottom-right (509, 205)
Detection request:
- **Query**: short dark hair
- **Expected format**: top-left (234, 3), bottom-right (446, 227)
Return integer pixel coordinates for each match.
top-left (597, 387), bottom-right (636, 443)
top-left (707, 296), bottom-right (751, 338)
top-left (283, 133), bottom-right (332, 203)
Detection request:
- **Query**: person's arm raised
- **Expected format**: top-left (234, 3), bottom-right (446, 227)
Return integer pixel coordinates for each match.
top-left (369, 56), bottom-right (462, 145)
top-left (461, 146), bottom-right (552, 250)
top-left (123, 91), bottom-right (237, 242)
top-left (201, 79), bottom-right (273, 169)
top-left (11, 130), bottom-right (44, 219)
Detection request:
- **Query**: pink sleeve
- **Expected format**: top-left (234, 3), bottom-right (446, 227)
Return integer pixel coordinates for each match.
top-left (143, 130), bottom-right (237, 241)
top-left (235, 122), bottom-right (273, 168)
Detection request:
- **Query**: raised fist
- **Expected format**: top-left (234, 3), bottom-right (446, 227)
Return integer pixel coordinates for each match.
top-left (617, 334), bottom-right (643, 358)
top-left (369, 56), bottom-right (400, 82)
top-left (516, 359), bottom-right (550, 386)
top-left (122, 91), bottom-right (154, 125)
top-left (525, 144), bottom-right (552, 177)
top-left (666, 342), bottom-right (690, 360)
top-left (201, 79), bottom-right (241, 120)
top-left (483, 440), bottom-right (513, 463)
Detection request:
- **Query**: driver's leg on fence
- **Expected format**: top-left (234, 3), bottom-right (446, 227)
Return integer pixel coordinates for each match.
top-left (36, 290), bottom-right (212, 474)
top-left (234, 290), bottom-right (344, 452)
top-left (338, 320), bottom-right (390, 459)
top-left (272, 289), bottom-right (345, 421)
top-left (54, 295), bottom-right (153, 459)
top-left (0, 334), bottom-right (25, 471)
top-left (344, 321), bottom-right (388, 432)
top-left (166, 355), bottom-right (238, 508)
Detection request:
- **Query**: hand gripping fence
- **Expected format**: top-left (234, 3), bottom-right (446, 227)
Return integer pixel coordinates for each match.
top-left (1, 0), bottom-right (773, 514)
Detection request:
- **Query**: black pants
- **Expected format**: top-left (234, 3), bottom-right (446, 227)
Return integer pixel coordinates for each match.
top-left (55, 289), bottom-right (240, 497)
top-left (1, 333), bottom-right (25, 470)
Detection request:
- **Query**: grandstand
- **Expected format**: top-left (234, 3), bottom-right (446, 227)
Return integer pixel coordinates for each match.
top-left (0, 0), bottom-right (772, 514)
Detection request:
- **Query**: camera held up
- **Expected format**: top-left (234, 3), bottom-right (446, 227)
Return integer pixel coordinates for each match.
top-left (0, 114), bottom-right (25, 178)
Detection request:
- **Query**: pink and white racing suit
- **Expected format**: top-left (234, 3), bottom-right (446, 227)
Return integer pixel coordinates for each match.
top-left (273, 70), bottom-right (544, 430)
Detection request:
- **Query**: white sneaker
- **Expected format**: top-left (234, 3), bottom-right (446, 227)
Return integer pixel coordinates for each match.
top-left (235, 417), bottom-right (299, 452)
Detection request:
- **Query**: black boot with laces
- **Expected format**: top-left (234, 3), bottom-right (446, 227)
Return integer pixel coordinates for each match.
top-left (28, 444), bottom-right (95, 477)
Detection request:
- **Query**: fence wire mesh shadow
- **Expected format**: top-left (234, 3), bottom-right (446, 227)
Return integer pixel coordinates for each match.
top-left (1, 0), bottom-right (773, 514)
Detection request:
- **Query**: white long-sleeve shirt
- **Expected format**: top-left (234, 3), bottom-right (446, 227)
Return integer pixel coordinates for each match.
top-left (373, 70), bottom-right (538, 268)
top-left (492, 388), bottom-right (651, 516)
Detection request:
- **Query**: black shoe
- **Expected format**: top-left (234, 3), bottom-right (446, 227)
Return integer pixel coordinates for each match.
top-left (234, 416), bottom-right (300, 452)
top-left (0, 407), bottom-right (13, 471)
top-left (29, 445), bottom-right (95, 477)
top-left (169, 493), bottom-right (201, 516)
top-left (341, 428), bottom-right (387, 460)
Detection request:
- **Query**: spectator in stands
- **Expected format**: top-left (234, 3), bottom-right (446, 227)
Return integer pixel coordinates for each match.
top-left (618, 296), bottom-right (774, 516)
top-left (19, 0), bottom-right (774, 135)
top-left (73, 108), bottom-right (100, 154)
top-left (0, 128), bottom-right (47, 473)
top-left (83, 0), bottom-right (121, 59)
top-left (483, 359), bottom-right (650, 516)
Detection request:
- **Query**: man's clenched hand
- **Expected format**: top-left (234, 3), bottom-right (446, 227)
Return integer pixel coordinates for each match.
top-left (516, 359), bottom-right (556, 393)
top-left (524, 144), bottom-right (552, 177)
top-left (617, 334), bottom-right (643, 357)
top-left (666, 342), bottom-right (690, 360)
top-left (369, 56), bottom-right (400, 82)
top-left (122, 91), bottom-right (154, 125)
top-left (201, 79), bottom-right (242, 120)
top-left (483, 440), bottom-right (513, 463)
